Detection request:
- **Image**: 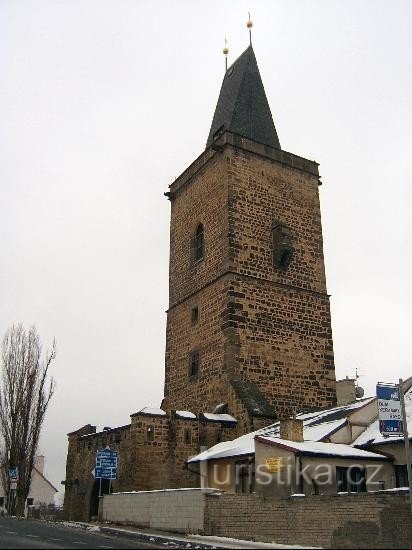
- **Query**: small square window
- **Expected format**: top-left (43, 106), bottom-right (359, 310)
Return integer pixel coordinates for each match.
top-left (189, 351), bottom-right (200, 379)
top-left (191, 306), bottom-right (199, 325)
top-left (146, 426), bottom-right (155, 442)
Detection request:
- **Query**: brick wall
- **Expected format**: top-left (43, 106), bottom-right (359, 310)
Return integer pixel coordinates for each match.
top-left (204, 492), bottom-right (412, 549)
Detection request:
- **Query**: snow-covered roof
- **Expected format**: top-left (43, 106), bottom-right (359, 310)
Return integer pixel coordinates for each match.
top-left (354, 386), bottom-right (412, 447)
top-left (256, 436), bottom-right (390, 460)
top-left (134, 407), bottom-right (167, 417)
top-left (187, 432), bottom-right (255, 463)
top-left (202, 413), bottom-right (237, 423)
top-left (187, 396), bottom-right (375, 463)
top-left (175, 410), bottom-right (197, 419)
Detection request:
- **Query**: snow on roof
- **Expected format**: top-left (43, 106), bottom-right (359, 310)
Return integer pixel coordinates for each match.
top-left (296, 397), bottom-right (375, 425)
top-left (354, 386), bottom-right (412, 447)
top-left (175, 410), bottom-right (197, 419)
top-left (303, 418), bottom-right (348, 441)
top-left (187, 397), bottom-right (376, 463)
top-left (256, 436), bottom-right (390, 460)
top-left (136, 407), bottom-right (166, 417)
top-left (202, 413), bottom-right (237, 423)
top-left (187, 432), bottom-right (255, 463)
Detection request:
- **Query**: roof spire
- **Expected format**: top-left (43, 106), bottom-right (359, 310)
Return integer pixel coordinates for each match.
top-left (247, 12), bottom-right (253, 46)
top-left (206, 45), bottom-right (281, 150)
top-left (223, 38), bottom-right (229, 72)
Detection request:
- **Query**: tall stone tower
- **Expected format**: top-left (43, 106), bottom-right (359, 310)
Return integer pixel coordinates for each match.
top-left (163, 46), bottom-right (336, 431)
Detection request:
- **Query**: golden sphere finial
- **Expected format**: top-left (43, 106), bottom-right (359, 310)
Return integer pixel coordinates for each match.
top-left (247, 12), bottom-right (253, 29)
top-left (223, 37), bottom-right (229, 56)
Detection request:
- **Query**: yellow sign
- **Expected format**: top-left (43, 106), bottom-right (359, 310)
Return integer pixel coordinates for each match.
top-left (265, 457), bottom-right (284, 472)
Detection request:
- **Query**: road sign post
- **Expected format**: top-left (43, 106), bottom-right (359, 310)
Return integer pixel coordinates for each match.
top-left (399, 379), bottom-right (412, 513)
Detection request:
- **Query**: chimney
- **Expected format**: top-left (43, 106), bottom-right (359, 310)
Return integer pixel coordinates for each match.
top-left (34, 455), bottom-right (45, 475)
top-left (280, 418), bottom-right (304, 442)
top-left (336, 378), bottom-right (357, 406)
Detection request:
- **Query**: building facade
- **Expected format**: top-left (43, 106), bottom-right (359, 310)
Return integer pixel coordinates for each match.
top-left (162, 46), bottom-right (336, 427)
top-left (64, 44), bottom-right (338, 520)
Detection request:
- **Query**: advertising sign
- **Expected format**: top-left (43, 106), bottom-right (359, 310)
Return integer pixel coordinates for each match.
top-left (376, 383), bottom-right (403, 435)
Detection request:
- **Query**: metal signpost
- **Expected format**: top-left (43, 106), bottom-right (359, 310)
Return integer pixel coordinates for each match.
top-left (377, 381), bottom-right (412, 512)
top-left (92, 448), bottom-right (118, 498)
top-left (399, 379), bottom-right (412, 513)
top-left (8, 467), bottom-right (19, 513)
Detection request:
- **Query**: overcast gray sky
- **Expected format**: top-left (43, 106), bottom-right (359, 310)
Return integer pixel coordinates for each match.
top-left (1, 0), bottom-right (411, 495)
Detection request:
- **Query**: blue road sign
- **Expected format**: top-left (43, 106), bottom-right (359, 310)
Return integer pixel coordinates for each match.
top-left (377, 383), bottom-right (403, 435)
top-left (94, 448), bottom-right (118, 479)
top-left (94, 467), bottom-right (117, 480)
top-left (8, 468), bottom-right (18, 482)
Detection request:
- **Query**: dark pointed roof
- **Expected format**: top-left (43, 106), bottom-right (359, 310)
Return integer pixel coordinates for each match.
top-left (207, 46), bottom-right (280, 149)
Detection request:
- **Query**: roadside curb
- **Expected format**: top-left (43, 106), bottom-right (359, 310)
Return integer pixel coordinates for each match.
top-left (66, 522), bottom-right (226, 548)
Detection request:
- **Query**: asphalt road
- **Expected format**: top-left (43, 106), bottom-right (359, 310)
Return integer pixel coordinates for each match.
top-left (0, 517), bottom-right (161, 549)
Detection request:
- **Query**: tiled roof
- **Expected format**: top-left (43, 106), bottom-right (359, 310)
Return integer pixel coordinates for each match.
top-left (206, 46), bottom-right (280, 150)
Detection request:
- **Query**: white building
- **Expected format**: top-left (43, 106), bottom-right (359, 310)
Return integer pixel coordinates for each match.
top-left (0, 456), bottom-right (57, 513)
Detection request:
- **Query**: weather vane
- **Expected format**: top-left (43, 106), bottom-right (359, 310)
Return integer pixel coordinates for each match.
top-left (223, 38), bottom-right (229, 72)
top-left (247, 12), bottom-right (253, 46)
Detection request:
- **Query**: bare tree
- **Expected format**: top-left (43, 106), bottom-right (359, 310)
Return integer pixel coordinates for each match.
top-left (0, 324), bottom-right (55, 516)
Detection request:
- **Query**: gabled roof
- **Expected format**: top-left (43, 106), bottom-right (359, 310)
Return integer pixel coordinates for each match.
top-left (230, 379), bottom-right (276, 419)
top-left (33, 467), bottom-right (58, 493)
top-left (206, 46), bottom-right (280, 150)
top-left (255, 436), bottom-right (391, 461)
top-left (187, 396), bottom-right (376, 464)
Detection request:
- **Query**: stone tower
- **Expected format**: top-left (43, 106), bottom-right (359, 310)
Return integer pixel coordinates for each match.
top-left (162, 46), bottom-right (336, 431)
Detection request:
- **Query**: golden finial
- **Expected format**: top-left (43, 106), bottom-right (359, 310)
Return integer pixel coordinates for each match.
top-left (223, 38), bottom-right (229, 72)
top-left (247, 12), bottom-right (253, 45)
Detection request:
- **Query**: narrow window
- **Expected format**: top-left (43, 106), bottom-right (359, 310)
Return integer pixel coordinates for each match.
top-left (336, 466), bottom-right (348, 492)
top-left (235, 459), bottom-right (255, 494)
top-left (189, 351), bottom-right (200, 379)
top-left (184, 428), bottom-right (192, 445)
top-left (191, 306), bottom-right (199, 325)
top-left (146, 426), bottom-right (155, 442)
top-left (26, 498), bottom-right (34, 506)
top-left (194, 224), bottom-right (204, 262)
top-left (272, 222), bottom-right (294, 270)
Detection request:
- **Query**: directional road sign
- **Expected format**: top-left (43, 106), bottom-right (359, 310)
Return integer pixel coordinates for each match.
top-left (94, 448), bottom-right (118, 480)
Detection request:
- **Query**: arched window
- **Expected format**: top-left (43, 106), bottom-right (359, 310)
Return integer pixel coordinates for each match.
top-left (194, 223), bottom-right (204, 262)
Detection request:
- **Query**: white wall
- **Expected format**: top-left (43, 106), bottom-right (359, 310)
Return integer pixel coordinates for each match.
top-left (101, 488), bottom-right (221, 534)
top-left (0, 466), bottom-right (56, 509)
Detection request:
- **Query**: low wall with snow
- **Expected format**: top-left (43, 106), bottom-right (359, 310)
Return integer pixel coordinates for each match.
top-left (205, 490), bottom-right (412, 549)
top-left (102, 488), bottom-right (412, 547)
top-left (100, 488), bottom-right (221, 534)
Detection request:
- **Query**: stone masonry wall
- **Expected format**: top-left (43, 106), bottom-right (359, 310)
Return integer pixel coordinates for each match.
top-left (163, 277), bottom-right (230, 413)
top-left (164, 138), bottom-right (336, 421)
top-left (204, 492), bottom-right (412, 549)
top-left (63, 414), bottom-right (239, 521)
top-left (225, 145), bottom-right (336, 416)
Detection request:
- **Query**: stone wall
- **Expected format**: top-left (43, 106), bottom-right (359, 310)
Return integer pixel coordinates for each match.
top-left (99, 488), bottom-right (412, 548)
top-left (204, 491), bottom-right (412, 549)
top-left (63, 413), bottom-right (239, 522)
top-left (164, 135), bottom-right (336, 419)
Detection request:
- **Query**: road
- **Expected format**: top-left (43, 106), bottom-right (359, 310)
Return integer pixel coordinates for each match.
top-left (0, 517), bottom-right (160, 549)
